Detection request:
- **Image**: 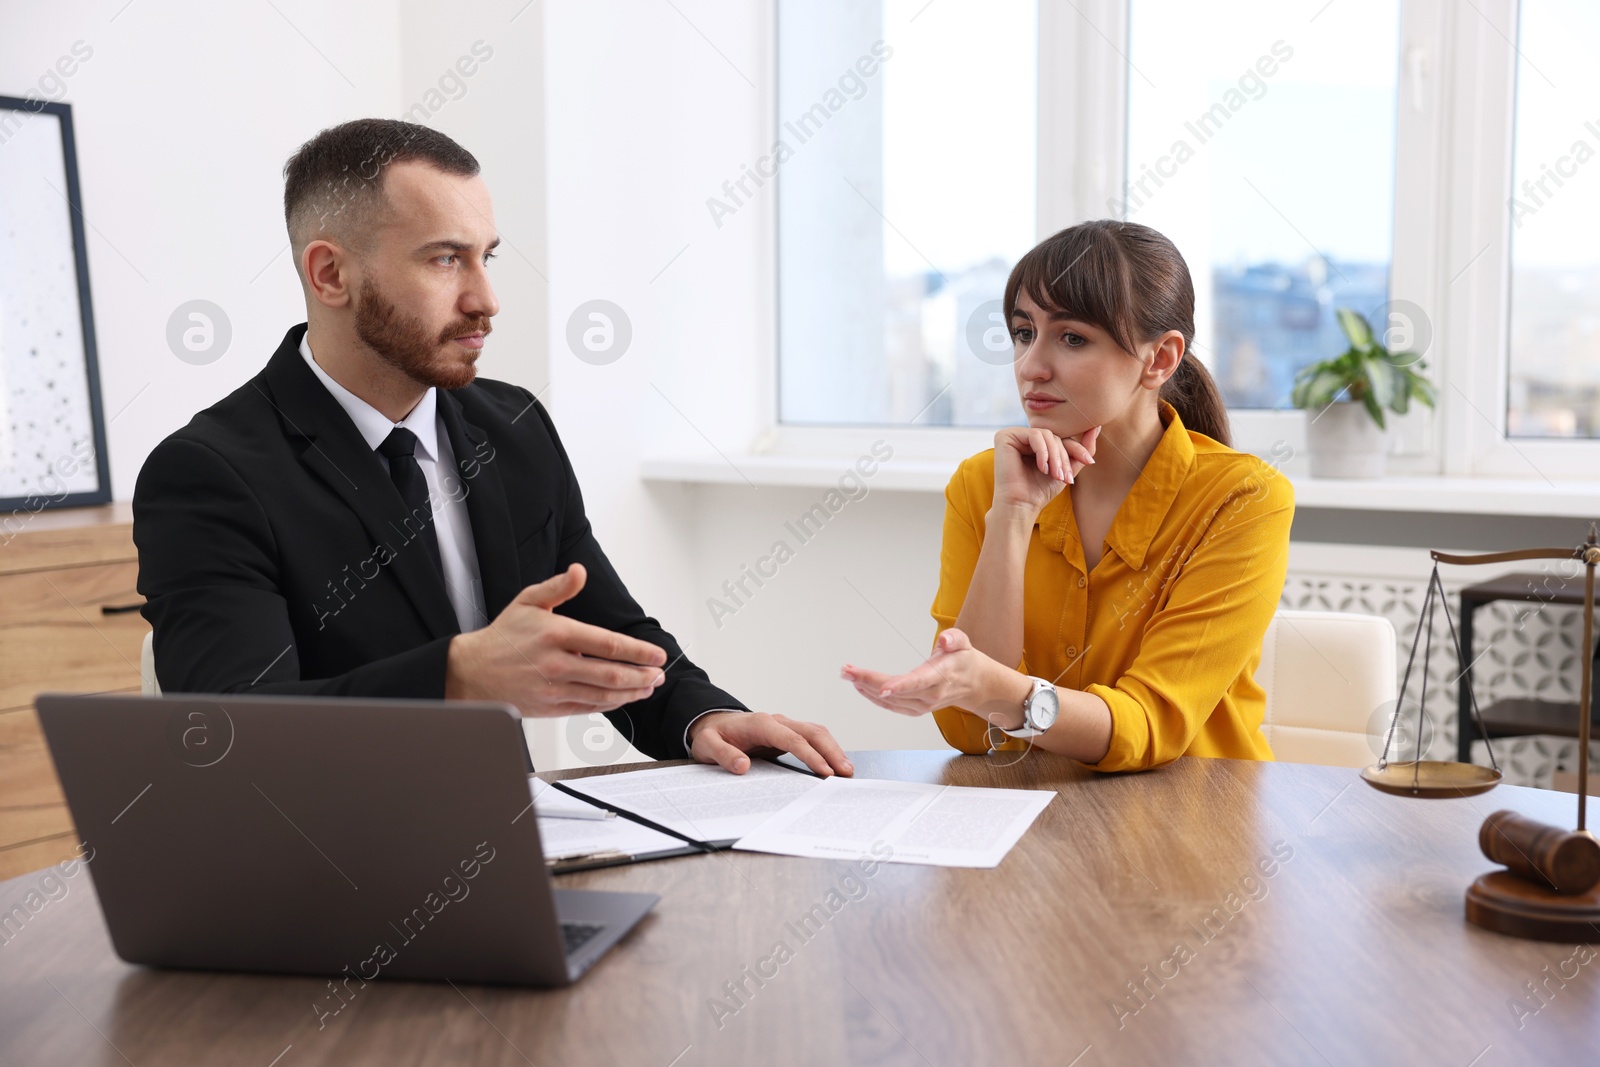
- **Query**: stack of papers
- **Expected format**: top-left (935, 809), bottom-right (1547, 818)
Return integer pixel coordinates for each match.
top-left (536, 812), bottom-right (686, 863)
top-left (532, 762), bottom-right (1055, 870)
top-left (526, 777), bottom-right (686, 866)
top-left (732, 776), bottom-right (1055, 869)
top-left (556, 760), bottom-right (821, 844)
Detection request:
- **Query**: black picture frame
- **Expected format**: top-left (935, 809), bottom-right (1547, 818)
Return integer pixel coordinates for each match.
top-left (0, 94), bottom-right (111, 514)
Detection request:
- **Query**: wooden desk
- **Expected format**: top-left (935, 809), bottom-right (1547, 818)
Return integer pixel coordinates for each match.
top-left (1, 751), bottom-right (1595, 1066)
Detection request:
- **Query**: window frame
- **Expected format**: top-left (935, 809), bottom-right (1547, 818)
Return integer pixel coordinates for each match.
top-left (755, 0), bottom-right (1593, 481)
top-left (1443, 0), bottom-right (1600, 478)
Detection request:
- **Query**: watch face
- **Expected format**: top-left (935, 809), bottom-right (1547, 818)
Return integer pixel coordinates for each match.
top-left (1031, 685), bottom-right (1060, 731)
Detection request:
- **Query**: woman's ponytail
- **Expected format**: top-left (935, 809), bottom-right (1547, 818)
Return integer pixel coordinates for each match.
top-left (1162, 350), bottom-right (1231, 447)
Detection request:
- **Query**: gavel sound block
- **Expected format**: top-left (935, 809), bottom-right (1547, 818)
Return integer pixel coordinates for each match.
top-left (1465, 810), bottom-right (1600, 942)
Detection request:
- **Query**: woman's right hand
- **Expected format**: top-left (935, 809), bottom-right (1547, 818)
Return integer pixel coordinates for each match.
top-left (991, 424), bottom-right (1101, 518)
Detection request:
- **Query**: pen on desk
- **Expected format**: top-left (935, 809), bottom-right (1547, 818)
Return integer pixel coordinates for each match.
top-left (539, 806), bottom-right (616, 821)
top-left (547, 849), bottom-right (631, 870)
top-left (530, 777), bottom-right (615, 819)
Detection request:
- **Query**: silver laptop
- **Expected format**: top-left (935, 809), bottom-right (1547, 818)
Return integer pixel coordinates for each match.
top-left (35, 692), bottom-right (657, 986)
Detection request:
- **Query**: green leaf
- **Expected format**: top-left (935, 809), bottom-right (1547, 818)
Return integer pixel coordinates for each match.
top-left (1410, 374), bottom-right (1437, 409)
top-left (1361, 386), bottom-right (1387, 430)
top-left (1293, 368), bottom-right (1348, 410)
top-left (1366, 357), bottom-right (1398, 412)
top-left (1381, 351), bottom-right (1429, 388)
top-left (1392, 376), bottom-right (1411, 416)
top-left (1337, 307), bottom-right (1375, 350)
top-left (1380, 350), bottom-right (1436, 409)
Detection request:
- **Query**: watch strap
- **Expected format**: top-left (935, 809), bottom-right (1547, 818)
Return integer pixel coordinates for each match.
top-left (1000, 677), bottom-right (1051, 739)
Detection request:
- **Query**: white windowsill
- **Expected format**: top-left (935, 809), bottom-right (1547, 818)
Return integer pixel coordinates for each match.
top-left (1279, 474), bottom-right (1600, 518)
top-left (640, 455), bottom-right (1600, 519)
top-left (641, 455), bottom-right (961, 494)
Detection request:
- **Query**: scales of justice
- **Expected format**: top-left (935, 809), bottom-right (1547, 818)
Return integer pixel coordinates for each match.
top-left (1362, 527), bottom-right (1600, 941)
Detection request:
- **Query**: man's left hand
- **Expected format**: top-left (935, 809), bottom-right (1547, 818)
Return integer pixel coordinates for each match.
top-left (687, 711), bottom-right (853, 777)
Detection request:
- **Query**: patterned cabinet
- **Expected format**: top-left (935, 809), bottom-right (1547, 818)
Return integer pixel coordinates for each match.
top-left (0, 504), bottom-right (146, 880)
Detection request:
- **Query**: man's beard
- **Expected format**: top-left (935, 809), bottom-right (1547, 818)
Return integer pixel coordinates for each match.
top-left (354, 277), bottom-right (491, 391)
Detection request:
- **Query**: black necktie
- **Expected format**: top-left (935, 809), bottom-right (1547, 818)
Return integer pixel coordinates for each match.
top-left (378, 427), bottom-right (444, 578)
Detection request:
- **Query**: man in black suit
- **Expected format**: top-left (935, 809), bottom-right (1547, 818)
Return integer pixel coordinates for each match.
top-left (134, 118), bottom-right (852, 776)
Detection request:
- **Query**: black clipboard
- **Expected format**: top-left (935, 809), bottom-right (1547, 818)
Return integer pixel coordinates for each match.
top-left (540, 756), bottom-right (822, 873)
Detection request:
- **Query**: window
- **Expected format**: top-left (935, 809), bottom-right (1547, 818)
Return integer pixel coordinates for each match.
top-left (776, 0), bottom-right (1037, 428)
top-left (1125, 0), bottom-right (1401, 410)
top-left (1506, 0), bottom-right (1600, 439)
top-left (762, 0), bottom-right (1600, 478)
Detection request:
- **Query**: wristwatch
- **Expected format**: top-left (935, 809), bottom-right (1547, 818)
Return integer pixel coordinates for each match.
top-left (1001, 677), bottom-right (1060, 739)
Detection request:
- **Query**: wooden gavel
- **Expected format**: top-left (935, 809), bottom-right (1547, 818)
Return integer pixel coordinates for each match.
top-left (1480, 810), bottom-right (1600, 895)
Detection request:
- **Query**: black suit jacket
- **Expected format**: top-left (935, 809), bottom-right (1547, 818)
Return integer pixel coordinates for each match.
top-left (133, 323), bottom-right (744, 759)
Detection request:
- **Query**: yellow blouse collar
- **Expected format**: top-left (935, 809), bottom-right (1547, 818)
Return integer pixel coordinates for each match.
top-left (1034, 398), bottom-right (1196, 571)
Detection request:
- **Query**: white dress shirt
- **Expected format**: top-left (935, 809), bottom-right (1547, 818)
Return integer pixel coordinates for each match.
top-left (300, 336), bottom-right (486, 635)
top-left (300, 336), bottom-right (740, 755)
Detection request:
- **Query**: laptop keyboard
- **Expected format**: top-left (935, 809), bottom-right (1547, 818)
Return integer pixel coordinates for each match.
top-left (561, 920), bottom-right (606, 956)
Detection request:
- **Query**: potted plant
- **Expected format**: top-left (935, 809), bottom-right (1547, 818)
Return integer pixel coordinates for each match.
top-left (1290, 307), bottom-right (1437, 478)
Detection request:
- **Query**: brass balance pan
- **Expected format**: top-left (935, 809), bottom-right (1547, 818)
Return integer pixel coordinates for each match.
top-left (1360, 760), bottom-right (1502, 798)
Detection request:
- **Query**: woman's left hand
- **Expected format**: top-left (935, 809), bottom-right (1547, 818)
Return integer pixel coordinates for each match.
top-left (841, 628), bottom-right (1024, 721)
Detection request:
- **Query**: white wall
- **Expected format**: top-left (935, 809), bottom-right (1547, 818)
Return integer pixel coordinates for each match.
top-left (677, 481), bottom-right (950, 751)
top-left (1, 1), bottom-right (403, 498)
top-left (0, 1), bottom-right (549, 500)
top-left (540, 0), bottom-right (948, 768)
top-left (398, 0), bottom-right (547, 397)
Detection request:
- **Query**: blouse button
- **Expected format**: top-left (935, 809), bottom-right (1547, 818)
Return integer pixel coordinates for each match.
top-left (1077, 575), bottom-right (1087, 588)
top-left (1065, 645), bottom-right (1078, 658)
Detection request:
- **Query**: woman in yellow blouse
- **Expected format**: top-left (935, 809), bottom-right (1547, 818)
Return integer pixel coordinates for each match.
top-left (841, 220), bottom-right (1294, 771)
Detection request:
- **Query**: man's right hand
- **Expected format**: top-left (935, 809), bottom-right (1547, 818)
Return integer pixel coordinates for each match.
top-left (444, 563), bottom-right (668, 717)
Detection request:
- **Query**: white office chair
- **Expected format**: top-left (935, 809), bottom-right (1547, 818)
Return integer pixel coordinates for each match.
top-left (141, 631), bottom-right (160, 696)
top-left (1254, 609), bottom-right (1397, 769)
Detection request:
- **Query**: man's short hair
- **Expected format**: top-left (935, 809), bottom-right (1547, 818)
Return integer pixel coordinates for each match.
top-left (282, 118), bottom-right (479, 270)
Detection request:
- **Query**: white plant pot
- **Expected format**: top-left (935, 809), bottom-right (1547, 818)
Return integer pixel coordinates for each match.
top-left (1305, 400), bottom-right (1389, 478)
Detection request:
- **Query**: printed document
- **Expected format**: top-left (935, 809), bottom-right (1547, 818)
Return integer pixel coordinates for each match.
top-left (732, 777), bottom-right (1055, 868)
top-left (556, 760), bottom-right (825, 844)
top-left (536, 811), bottom-right (686, 861)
